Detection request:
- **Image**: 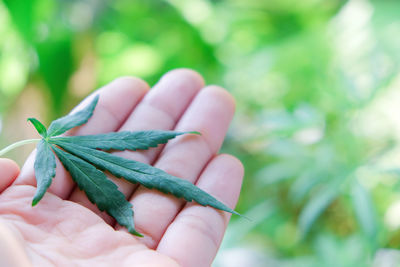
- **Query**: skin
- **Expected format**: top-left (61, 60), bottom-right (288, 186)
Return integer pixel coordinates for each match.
top-left (0, 69), bottom-right (244, 267)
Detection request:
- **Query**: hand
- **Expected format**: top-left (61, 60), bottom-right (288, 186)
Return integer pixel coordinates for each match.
top-left (0, 69), bottom-right (244, 267)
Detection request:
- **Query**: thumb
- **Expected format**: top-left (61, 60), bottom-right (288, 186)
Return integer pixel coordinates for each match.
top-left (0, 159), bottom-right (20, 193)
top-left (0, 220), bottom-right (32, 267)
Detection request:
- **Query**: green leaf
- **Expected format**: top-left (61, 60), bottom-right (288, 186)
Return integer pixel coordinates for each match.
top-left (47, 95), bottom-right (99, 137)
top-left (351, 180), bottom-right (377, 242)
top-left (298, 180), bottom-right (341, 236)
top-left (5, 94), bottom-right (240, 235)
top-left (52, 140), bottom-right (240, 216)
top-left (289, 168), bottom-right (324, 202)
top-left (28, 118), bottom-right (47, 138)
top-left (32, 140), bottom-right (56, 206)
top-left (50, 130), bottom-right (200, 151)
top-left (51, 145), bottom-right (141, 236)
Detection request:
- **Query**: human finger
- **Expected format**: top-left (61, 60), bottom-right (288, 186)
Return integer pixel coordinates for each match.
top-left (0, 220), bottom-right (32, 267)
top-left (157, 154), bottom-right (244, 267)
top-left (68, 69), bottom-right (205, 223)
top-left (119, 87), bottom-right (235, 248)
top-left (0, 159), bottom-right (20, 193)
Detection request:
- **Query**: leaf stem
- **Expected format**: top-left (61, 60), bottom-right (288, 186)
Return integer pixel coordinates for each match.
top-left (0, 139), bottom-right (41, 157)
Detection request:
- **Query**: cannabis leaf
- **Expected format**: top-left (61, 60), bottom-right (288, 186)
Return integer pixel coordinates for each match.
top-left (28, 118), bottom-right (47, 138)
top-left (52, 146), bottom-right (141, 236)
top-left (0, 94), bottom-right (241, 236)
top-left (32, 140), bottom-right (56, 206)
top-left (52, 141), bottom-right (239, 215)
top-left (49, 130), bottom-right (200, 151)
top-left (47, 95), bottom-right (99, 137)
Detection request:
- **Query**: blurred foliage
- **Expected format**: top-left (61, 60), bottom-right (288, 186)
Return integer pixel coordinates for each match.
top-left (1, 0), bottom-right (400, 266)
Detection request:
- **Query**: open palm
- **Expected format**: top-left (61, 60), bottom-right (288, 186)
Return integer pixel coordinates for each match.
top-left (0, 69), bottom-right (244, 267)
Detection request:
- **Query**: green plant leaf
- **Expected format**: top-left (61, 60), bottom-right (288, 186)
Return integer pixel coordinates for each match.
top-left (351, 180), bottom-right (377, 242)
top-left (28, 118), bottom-right (47, 138)
top-left (50, 130), bottom-right (200, 151)
top-left (289, 168), bottom-right (324, 202)
top-left (298, 179), bottom-right (341, 237)
top-left (32, 140), bottom-right (56, 206)
top-left (11, 94), bottom-right (241, 235)
top-left (51, 145), bottom-right (141, 236)
top-left (52, 140), bottom-right (240, 216)
top-left (47, 95), bottom-right (99, 137)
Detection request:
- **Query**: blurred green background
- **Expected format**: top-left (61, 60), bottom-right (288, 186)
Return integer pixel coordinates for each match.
top-left (1, 0), bottom-right (400, 266)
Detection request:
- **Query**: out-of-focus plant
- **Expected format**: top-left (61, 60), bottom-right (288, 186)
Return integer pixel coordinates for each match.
top-left (216, 0), bottom-right (400, 265)
top-left (0, 0), bottom-right (221, 118)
